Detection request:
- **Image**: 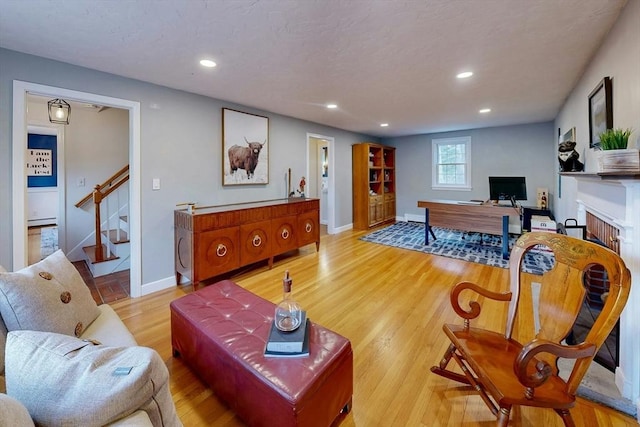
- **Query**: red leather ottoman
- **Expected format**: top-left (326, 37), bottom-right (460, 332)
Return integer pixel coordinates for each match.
top-left (170, 280), bottom-right (353, 426)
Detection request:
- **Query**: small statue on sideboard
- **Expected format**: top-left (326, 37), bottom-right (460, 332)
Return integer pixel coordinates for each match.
top-left (297, 176), bottom-right (306, 198)
top-left (558, 141), bottom-right (584, 172)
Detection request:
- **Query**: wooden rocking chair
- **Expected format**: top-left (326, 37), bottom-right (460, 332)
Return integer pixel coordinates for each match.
top-left (431, 232), bottom-right (631, 426)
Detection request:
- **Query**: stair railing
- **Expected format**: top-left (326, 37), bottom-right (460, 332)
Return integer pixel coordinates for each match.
top-left (75, 165), bottom-right (129, 262)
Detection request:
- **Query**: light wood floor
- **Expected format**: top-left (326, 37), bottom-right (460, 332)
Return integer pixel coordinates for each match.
top-left (27, 225), bottom-right (50, 265)
top-left (111, 227), bottom-right (639, 426)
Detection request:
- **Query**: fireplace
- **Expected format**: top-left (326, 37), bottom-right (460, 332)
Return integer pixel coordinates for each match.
top-left (571, 174), bottom-right (640, 411)
top-left (567, 213), bottom-right (620, 372)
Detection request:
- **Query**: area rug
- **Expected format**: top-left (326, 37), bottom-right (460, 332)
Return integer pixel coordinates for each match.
top-left (40, 226), bottom-right (59, 259)
top-left (360, 221), bottom-right (554, 275)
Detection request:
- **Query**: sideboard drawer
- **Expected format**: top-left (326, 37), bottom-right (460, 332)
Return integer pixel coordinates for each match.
top-left (297, 210), bottom-right (319, 247)
top-left (240, 220), bottom-right (272, 265)
top-left (195, 227), bottom-right (240, 280)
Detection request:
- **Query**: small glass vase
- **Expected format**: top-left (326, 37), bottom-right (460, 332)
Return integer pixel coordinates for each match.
top-left (274, 270), bottom-right (302, 332)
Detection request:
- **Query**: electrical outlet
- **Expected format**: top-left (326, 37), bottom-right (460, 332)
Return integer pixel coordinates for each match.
top-left (78, 177), bottom-right (85, 187)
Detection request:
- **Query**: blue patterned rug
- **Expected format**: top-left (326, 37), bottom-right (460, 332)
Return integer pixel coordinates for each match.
top-left (41, 226), bottom-right (59, 259)
top-left (360, 222), bottom-right (554, 275)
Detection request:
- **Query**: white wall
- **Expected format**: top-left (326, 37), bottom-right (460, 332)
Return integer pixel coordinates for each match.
top-left (27, 188), bottom-right (57, 225)
top-left (554, 0), bottom-right (640, 222)
top-left (384, 122), bottom-right (555, 219)
top-left (0, 48), bottom-right (378, 283)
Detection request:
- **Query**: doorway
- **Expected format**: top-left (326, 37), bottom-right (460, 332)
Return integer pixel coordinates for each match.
top-left (12, 80), bottom-right (143, 297)
top-left (26, 123), bottom-right (62, 265)
top-left (306, 133), bottom-right (335, 234)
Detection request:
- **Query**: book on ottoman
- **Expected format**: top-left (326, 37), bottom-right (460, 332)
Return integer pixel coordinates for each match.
top-left (265, 312), bottom-right (310, 357)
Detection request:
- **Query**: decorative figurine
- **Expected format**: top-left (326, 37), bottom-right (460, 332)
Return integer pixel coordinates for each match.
top-left (297, 176), bottom-right (306, 198)
top-left (558, 141), bottom-right (584, 172)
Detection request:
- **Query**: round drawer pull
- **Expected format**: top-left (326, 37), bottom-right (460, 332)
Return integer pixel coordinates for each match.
top-left (252, 235), bottom-right (262, 247)
top-left (305, 223), bottom-right (313, 233)
top-left (281, 229), bottom-right (290, 240)
top-left (216, 244), bottom-right (228, 257)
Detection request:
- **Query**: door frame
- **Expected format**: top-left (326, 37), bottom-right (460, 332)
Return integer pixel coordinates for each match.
top-left (306, 133), bottom-right (335, 234)
top-left (12, 80), bottom-right (143, 297)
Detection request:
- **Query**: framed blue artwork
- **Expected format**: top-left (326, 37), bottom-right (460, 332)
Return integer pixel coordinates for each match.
top-left (27, 133), bottom-right (57, 188)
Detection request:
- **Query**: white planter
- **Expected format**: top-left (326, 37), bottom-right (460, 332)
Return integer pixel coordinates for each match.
top-left (597, 148), bottom-right (640, 173)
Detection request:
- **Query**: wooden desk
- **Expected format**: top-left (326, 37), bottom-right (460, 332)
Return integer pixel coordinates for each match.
top-left (417, 200), bottom-right (520, 259)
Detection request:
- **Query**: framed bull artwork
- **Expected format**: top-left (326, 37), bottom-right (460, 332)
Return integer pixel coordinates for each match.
top-left (222, 108), bottom-right (269, 185)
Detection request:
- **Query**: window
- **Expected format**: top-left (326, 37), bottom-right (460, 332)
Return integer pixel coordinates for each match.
top-left (432, 137), bottom-right (471, 190)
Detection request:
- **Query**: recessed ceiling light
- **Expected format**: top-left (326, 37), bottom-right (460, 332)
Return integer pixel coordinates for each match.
top-left (479, 108), bottom-right (491, 114)
top-left (326, 103), bottom-right (338, 109)
top-left (457, 71), bottom-right (473, 79)
top-left (380, 123), bottom-right (389, 127)
top-left (199, 59), bottom-right (217, 68)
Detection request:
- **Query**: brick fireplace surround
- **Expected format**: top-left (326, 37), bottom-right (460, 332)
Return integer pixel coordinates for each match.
top-left (572, 175), bottom-right (640, 417)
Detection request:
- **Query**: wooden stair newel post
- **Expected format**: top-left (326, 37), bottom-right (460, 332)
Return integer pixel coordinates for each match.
top-left (93, 184), bottom-right (104, 262)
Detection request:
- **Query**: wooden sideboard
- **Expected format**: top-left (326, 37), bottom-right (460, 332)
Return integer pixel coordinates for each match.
top-left (175, 198), bottom-right (320, 289)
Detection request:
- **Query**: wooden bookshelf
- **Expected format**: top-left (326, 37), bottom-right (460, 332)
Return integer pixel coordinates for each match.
top-left (352, 143), bottom-right (395, 229)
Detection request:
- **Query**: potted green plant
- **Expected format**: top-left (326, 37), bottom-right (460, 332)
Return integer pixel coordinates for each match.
top-left (597, 128), bottom-right (638, 173)
top-left (598, 128), bottom-right (632, 150)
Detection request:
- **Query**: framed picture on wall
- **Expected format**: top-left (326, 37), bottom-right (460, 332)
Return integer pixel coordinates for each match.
top-left (560, 127), bottom-right (575, 144)
top-left (27, 133), bottom-right (57, 188)
top-left (588, 76), bottom-right (612, 148)
top-left (222, 108), bottom-right (269, 185)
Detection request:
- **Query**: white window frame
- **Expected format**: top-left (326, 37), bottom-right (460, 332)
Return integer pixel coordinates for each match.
top-left (431, 136), bottom-right (472, 190)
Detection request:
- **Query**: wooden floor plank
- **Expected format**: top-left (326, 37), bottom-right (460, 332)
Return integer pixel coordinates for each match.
top-left (110, 227), bottom-right (638, 427)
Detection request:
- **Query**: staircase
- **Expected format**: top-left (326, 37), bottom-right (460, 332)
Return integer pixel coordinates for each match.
top-left (82, 214), bottom-right (130, 277)
top-left (75, 165), bottom-right (130, 278)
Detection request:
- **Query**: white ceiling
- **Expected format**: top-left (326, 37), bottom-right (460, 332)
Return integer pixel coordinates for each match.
top-left (0, 0), bottom-right (626, 137)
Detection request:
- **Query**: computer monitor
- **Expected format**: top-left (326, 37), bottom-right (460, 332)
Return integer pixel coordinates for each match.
top-left (489, 176), bottom-right (527, 205)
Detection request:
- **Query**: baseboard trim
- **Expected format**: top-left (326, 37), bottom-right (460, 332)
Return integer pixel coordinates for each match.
top-left (404, 213), bottom-right (424, 223)
top-left (333, 223), bottom-right (353, 234)
top-left (140, 275), bottom-right (175, 296)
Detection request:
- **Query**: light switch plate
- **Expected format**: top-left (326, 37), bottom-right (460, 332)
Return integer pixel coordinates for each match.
top-left (152, 178), bottom-right (160, 190)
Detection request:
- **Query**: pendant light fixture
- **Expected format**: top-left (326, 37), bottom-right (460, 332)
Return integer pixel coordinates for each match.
top-left (47, 98), bottom-right (71, 124)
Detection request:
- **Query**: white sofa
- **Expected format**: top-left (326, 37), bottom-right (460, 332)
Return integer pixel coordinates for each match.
top-left (0, 251), bottom-right (181, 426)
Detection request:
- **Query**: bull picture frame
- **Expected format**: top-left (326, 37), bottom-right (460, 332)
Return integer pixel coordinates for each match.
top-left (588, 76), bottom-right (612, 148)
top-left (222, 108), bottom-right (269, 185)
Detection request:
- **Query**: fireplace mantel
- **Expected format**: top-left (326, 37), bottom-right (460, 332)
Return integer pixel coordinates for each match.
top-left (560, 171), bottom-right (640, 180)
top-left (567, 175), bottom-right (640, 412)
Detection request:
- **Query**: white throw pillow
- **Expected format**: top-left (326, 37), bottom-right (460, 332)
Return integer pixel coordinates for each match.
top-left (0, 250), bottom-right (100, 337)
top-left (6, 331), bottom-right (180, 427)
